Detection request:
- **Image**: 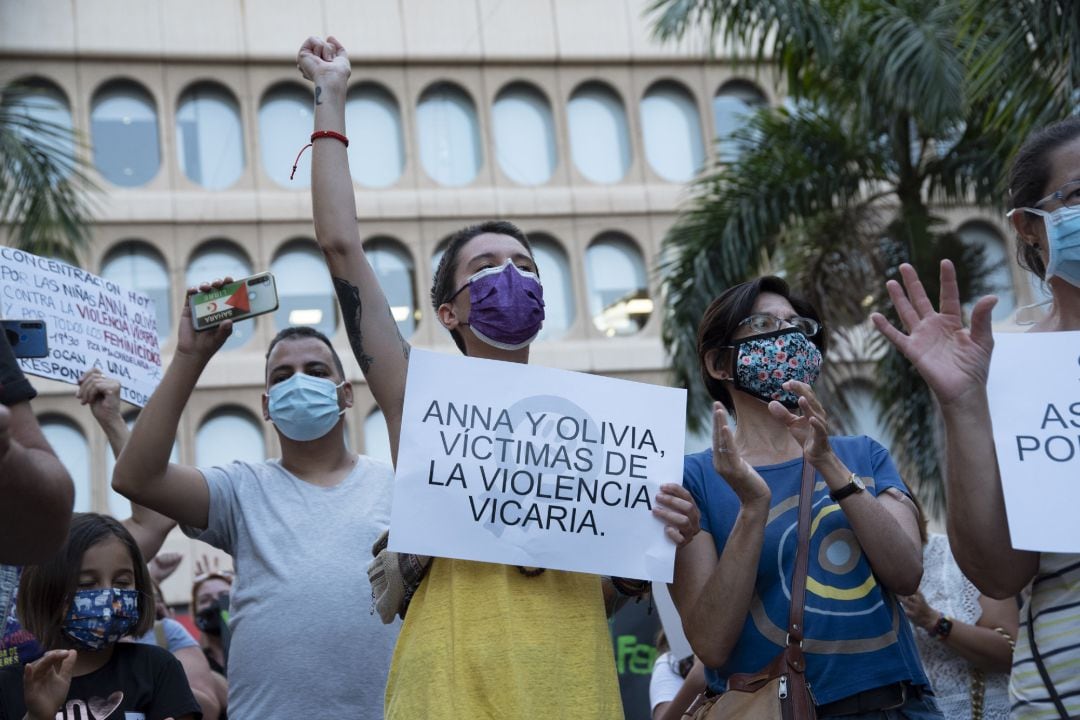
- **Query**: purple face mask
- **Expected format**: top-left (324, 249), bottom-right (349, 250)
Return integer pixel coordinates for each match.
top-left (454, 260), bottom-right (545, 350)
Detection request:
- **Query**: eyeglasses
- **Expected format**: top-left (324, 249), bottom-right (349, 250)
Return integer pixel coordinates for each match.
top-left (1033, 179), bottom-right (1080, 210)
top-left (737, 313), bottom-right (820, 337)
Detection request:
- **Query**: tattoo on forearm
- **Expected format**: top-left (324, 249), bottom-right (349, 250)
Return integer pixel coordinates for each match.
top-left (333, 277), bottom-right (375, 373)
top-left (389, 307), bottom-right (411, 360)
top-left (315, 86), bottom-right (323, 105)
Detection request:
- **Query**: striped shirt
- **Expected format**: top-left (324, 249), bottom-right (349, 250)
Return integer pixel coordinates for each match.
top-left (1011, 553), bottom-right (1080, 719)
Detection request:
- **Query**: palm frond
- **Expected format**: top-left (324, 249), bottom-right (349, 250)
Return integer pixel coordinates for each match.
top-left (0, 83), bottom-right (98, 259)
top-left (660, 105), bottom-right (890, 431)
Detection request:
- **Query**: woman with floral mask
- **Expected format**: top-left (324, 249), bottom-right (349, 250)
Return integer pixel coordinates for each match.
top-left (874, 116), bottom-right (1080, 719)
top-left (0, 513), bottom-right (200, 720)
top-left (672, 277), bottom-right (940, 718)
top-left (297, 34), bottom-right (701, 720)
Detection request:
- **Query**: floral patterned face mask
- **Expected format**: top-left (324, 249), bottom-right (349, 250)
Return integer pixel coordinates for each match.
top-left (62, 587), bottom-right (140, 650)
top-left (727, 327), bottom-right (823, 409)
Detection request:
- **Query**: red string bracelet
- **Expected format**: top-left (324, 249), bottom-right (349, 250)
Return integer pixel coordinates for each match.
top-left (290, 130), bottom-right (349, 180)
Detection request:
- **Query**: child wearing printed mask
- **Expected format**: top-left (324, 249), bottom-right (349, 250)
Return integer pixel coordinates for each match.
top-left (0, 513), bottom-right (200, 720)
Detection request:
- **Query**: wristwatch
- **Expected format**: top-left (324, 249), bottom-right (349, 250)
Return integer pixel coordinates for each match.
top-left (829, 473), bottom-right (866, 502)
top-left (930, 615), bottom-right (954, 640)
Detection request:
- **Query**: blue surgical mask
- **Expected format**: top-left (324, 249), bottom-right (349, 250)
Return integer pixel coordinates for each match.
top-left (62, 587), bottom-right (140, 651)
top-left (268, 373), bottom-right (346, 441)
top-left (1021, 205), bottom-right (1080, 288)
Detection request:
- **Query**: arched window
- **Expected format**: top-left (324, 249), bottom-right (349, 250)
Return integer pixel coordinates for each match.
top-left (585, 233), bottom-right (651, 336)
top-left (106, 412), bottom-right (178, 518)
top-left (640, 81), bottom-right (705, 182)
top-left (416, 83), bottom-right (482, 186)
top-left (197, 407), bottom-right (265, 467)
top-left (259, 83), bottom-right (313, 187)
top-left (346, 83), bottom-right (405, 188)
top-left (39, 416), bottom-right (91, 512)
top-left (492, 83), bottom-right (557, 186)
top-left (186, 241), bottom-right (253, 350)
top-left (364, 408), bottom-right (392, 466)
top-left (176, 82), bottom-right (245, 189)
top-left (7, 79), bottom-right (75, 173)
top-left (530, 235), bottom-right (575, 341)
top-left (713, 80), bottom-right (767, 161)
top-left (100, 241), bottom-right (172, 341)
top-left (958, 221), bottom-right (1016, 321)
top-left (271, 240), bottom-right (337, 336)
top-left (567, 83), bottom-right (631, 184)
top-left (365, 238), bottom-right (418, 337)
top-left (91, 80), bottom-right (160, 186)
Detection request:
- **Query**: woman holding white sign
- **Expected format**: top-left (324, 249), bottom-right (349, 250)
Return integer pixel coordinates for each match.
top-left (873, 116), bottom-right (1080, 719)
top-left (673, 277), bottom-right (940, 718)
top-left (297, 35), bottom-right (701, 720)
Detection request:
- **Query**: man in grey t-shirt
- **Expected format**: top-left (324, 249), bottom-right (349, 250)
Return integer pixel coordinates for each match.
top-left (113, 293), bottom-right (398, 719)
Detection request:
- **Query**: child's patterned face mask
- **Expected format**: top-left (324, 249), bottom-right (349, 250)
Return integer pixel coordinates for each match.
top-left (62, 587), bottom-right (140, 650)
top-left (726, 327), bottom-right (823, 409)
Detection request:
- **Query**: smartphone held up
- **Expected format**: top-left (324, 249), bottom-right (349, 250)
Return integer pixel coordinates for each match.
top-left (189, 273), bottom-right (279, 331)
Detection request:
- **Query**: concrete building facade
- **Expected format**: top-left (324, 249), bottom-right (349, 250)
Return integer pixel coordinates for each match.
top-left (0, 0), bottom-right (1031, 600)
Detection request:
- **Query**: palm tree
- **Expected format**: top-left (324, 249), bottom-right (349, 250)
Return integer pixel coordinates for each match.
top-left (0, 82), bottom-right (96, 262)
top-left (649, 0), bottom-right (1077, 514)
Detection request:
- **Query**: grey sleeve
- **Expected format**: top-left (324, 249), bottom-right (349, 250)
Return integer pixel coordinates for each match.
top-left (181, 463), bottom-right (242, 554)
top-left (162, 618), bottom-right (198, 653)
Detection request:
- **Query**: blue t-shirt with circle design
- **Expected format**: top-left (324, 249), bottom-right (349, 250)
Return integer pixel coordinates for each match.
top-left (683, 435), bottom-right (929, 705)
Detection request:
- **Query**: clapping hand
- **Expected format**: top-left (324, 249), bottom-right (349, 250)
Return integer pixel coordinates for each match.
top-left (767, 381), bottom-right (834, 468)
top-left (710, 402), bottom-right (771, 507)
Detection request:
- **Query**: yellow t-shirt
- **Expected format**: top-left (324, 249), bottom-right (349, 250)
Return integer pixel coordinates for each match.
top-left (384, 558), bottom-right (623, 720)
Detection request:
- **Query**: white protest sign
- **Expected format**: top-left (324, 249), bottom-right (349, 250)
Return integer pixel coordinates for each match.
top-left (987, 330), bottom-right (1080, 553)
top-left (652, 581), bottom-right (693, 660)
top-left (389, 349), bottom-right (687, 582)
top-left (0, 247), bottom-right (162, 406)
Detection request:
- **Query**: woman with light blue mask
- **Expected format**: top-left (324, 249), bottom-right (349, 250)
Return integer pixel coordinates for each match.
top-left (873, 116), bottom-right (1080, 719)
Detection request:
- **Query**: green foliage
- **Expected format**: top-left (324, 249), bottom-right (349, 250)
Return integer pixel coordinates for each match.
top-left (0, 83), bottom-right (97, 261)
top-left (650, 0), bottom-right (1077, 516)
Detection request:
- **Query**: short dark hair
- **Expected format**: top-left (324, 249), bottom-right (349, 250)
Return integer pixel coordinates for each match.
top-left (430, 220), bottom-right (533, 354)
top-left (18, 513), bottom-right (154, 650)
top-left (1008, 116), bottom-right (1080, 279)
top-left (265, 326), bottom-right (345, 379)
top-left (696, 276), bottom-right (828, 416)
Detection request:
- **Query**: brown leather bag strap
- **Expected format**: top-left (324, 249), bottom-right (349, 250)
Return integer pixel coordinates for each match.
top-left (787, 459), bottom-right (815, 646)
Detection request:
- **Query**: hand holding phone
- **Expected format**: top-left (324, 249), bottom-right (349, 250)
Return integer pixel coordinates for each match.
top-left (188, 273), bottom-right (279, 331)
top-left (2, 320), bottom-right (49, 358)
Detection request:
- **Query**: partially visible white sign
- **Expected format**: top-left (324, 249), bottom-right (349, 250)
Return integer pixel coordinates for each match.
top-left (652, 581), bottom-right (693, 660)
top-left (388, 349), bottom-right (687, 582)
top-left (0, 247), bottom-right (162, 406)
top-left (988, 330), bottom-right (1080, 553)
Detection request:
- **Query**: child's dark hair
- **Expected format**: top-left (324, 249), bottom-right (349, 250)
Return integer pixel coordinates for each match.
top-left (430, 220), bottom-right (533, 354)
top-left (18, 513), bottom-right (154, 650)
top-left (1008, 116), bottom-right (1080, 279)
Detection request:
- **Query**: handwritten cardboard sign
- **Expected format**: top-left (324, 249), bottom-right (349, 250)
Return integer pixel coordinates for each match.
top-left (388, 349), bottom-right (687, 581)
top-left (0, 247), bottom-right (162, 406)
top-left (987, 330), bottom-right (1080, 553)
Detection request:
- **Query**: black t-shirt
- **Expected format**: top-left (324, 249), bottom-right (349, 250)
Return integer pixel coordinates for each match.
top-left (0, 642), bottom-right (202, 720)
top-left (0, 331), bottom-right (35, 406)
